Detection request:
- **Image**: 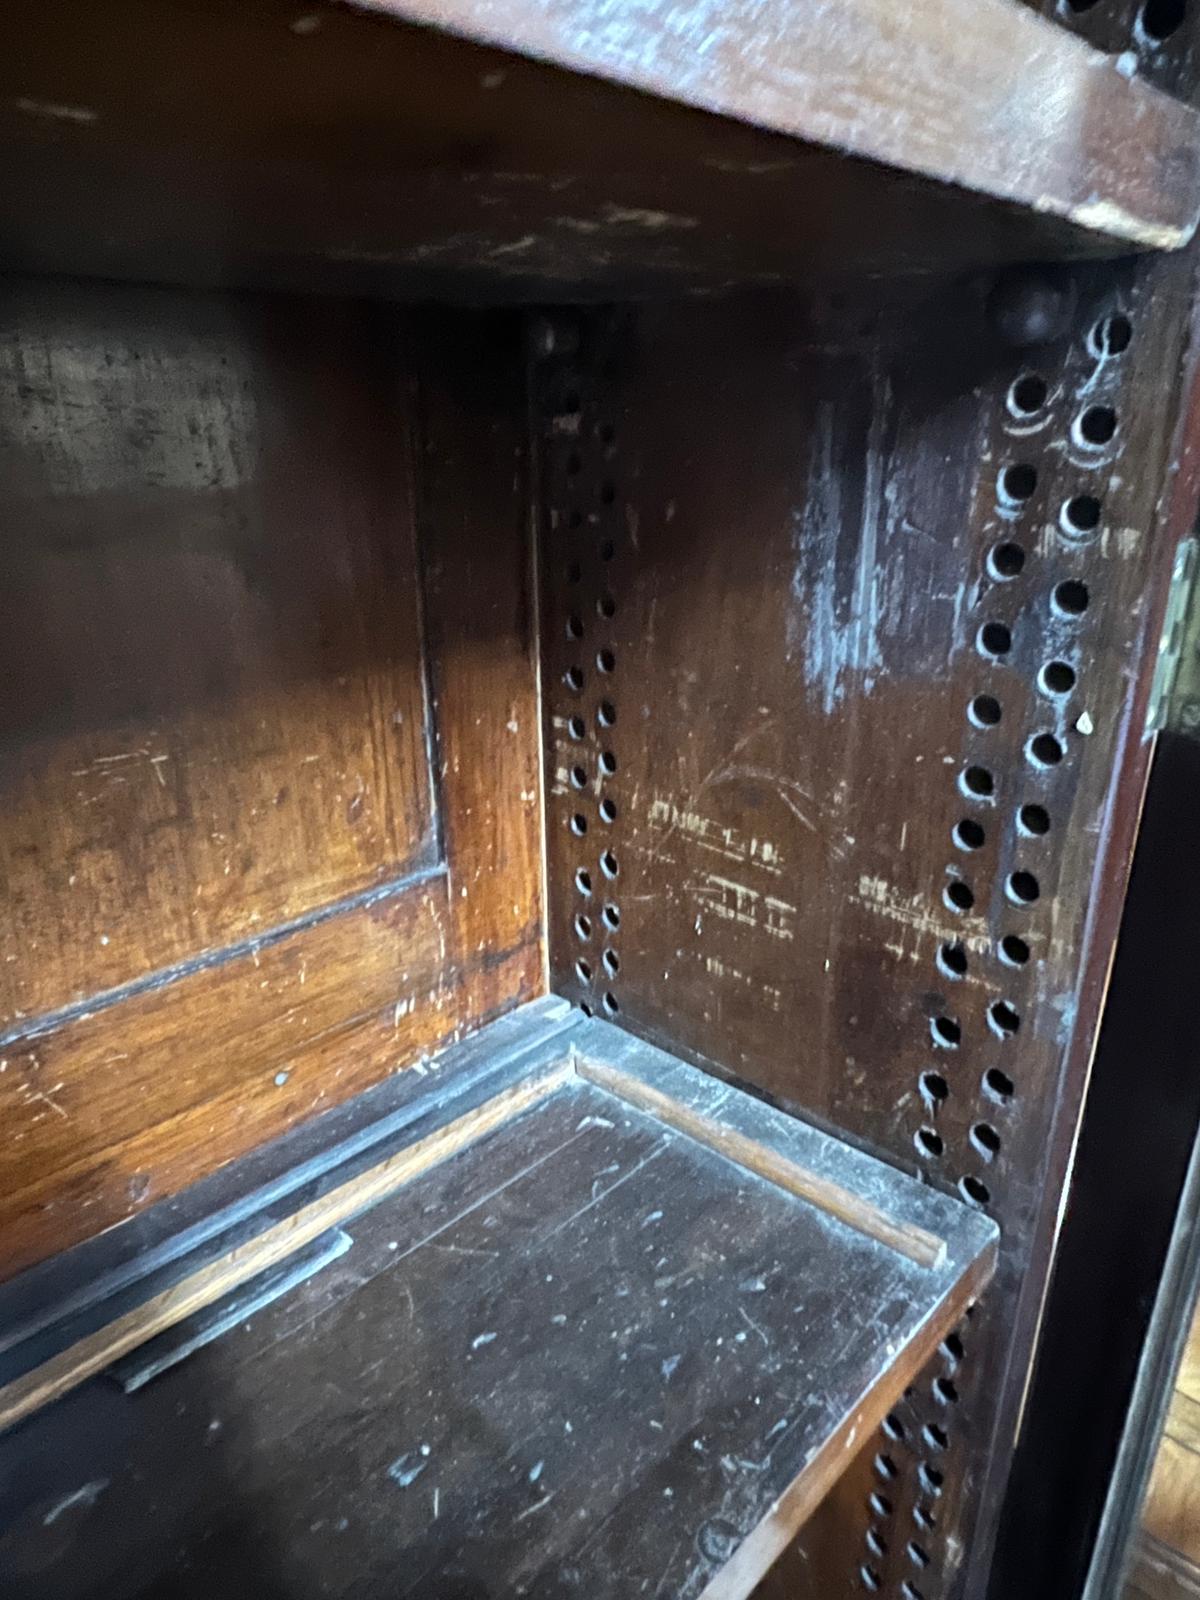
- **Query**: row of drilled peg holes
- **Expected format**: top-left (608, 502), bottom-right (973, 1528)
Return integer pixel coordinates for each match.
top-left (860, 1332), bottom-right (965, 1592)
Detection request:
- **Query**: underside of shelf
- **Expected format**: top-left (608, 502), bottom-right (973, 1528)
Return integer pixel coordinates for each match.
top-left (1, 0), bottom-right (1197, 303)
top-left (0, 1002), bottom-right (996, 1599)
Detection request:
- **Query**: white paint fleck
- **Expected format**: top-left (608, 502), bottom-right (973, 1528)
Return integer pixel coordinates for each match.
top-left (15, 97), bottom-right (98, 124)
top-left (43, 1481), bottom-right (109, 1525)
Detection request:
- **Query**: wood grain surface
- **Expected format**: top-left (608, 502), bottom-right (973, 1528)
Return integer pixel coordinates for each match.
top-left (0, 286), bottom-right (544, 1277)
top-left (1, 0), bottom-right (1197, 308)
top-left (0, 1019), bottom-right (995, 1599)
top-left (535, 259), bottom-right (1198, 1600)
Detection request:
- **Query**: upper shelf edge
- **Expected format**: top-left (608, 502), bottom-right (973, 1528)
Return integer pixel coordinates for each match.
top-left (355, 0), bottom-right (1200, 253)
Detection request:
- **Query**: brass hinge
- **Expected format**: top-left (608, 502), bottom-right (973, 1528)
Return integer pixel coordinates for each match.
top-left (1147, 538), bottom-right (1200, 736)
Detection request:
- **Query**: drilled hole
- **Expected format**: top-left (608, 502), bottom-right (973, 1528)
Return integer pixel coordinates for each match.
top-left (942, 1332), bottom-right (965, 1364)
top-left (883, 1413), bottom-right (907, 1442)
top-left (602, 949), bottom-right (620, 977)
top-left (933, 1377), bottom-right (960, 1406)
top-left (1028, 732), bottom-right (1065, 768)
top-left (1091, 314), bottom-right (1132, 357)
top-left (937, 941), bottom-right (968, 979)
top-left (972, 1122), bottom-right (1003, 1161)
top-left (575, 958), bottom-right (592, 982)
top-left (599, 750), bottom-right (617, 776)
top-left (901, 1583), bottom-right (926, 1600)
top-left (579, 1000), bottom-right (594, 1017)
top-left (600, 538), bottom-right (615, 562)
top-left (866, 1529), bottom-right (888, 1560)
top-left (874, 1454), bottom-right (898, 1481)
top-left (944, 880), bottom-right (975, 914)
top-left (1018, 803), bottom-right (1050, 837)
top-left (931, 1016), bottom-right (961, 1049)
top-left (969, 693), bottom-right (1002, 728)
top-left (566, 562), bottom-right (582, 585)
top-left (860, 1568), bottom-right (882, 1594)
top-left (984, 1066), bottom-right (1016, 1103)
top-left (1140, 0), bottom-right (1188, 41)
top-left (598, 797), bottom-right (618, 824)
top-left (599, 481), bottom-right (616, 505)
top-left (923, 1423), bottom-right (949, 1452)
top-left (1061, 495), bottom-right (1102, 538)
top-left (988, 542), bottom-right (1025, 580)
top-left (908, 1542), bottom-right (931, 1569)
top-left (869, 1493), bottom-right (894, 1519)
top-left (598, 422), bottom-right (616, 445)
top-left (570, 814), bottom-right (588, 837)
top-left (602, 904), bottom-right (621, 931)
top-left (570, 765), bottom-right (588, 790)
top-left (564, 666), bottom-right (584, 692)
top-left (1076, 405), bottom-right (1117, 447)
top-left (998, 463), bottom-right (1038, 505)
top-left (597, 700), bottom-right (617, 727)
top-left (953, 818), bottom-right (985, 852)
top-left (978, 621), bottom-right (1013, 659)
top-left (568, 714), bottom-right (585, 740)
top-left (920, 1071), bottom-right (950, 1106)
top-left (575, 868), bottom-right (592, 896)
top-left (602, 990), bottom-right (620, 1015)
top-left (1052, 580), bottom-right (1090, 617)
top-left (916, 1127), bottom-right (945, 1159)
top-left (566, 614), bottom-right (584, 640)
top-left (1007, 870), bottom-right (1040, 904)
top-left (960, 1174), bottom-right (991, 1207)
top-left (989, 1000), bottom-right (1021, 1037)
top-left (999, 933), bottom-right (1030, 967)
top-left (600, 849), bottom-right (619, 879)
top-left (1039, 659), bottom-right (1077, 696)
top-left (596, 648), bottom-right (616, 674)
top-left (1008, 373), bottom-right (1048, 415)
top-left (918, 1464), bottom-right (944, 1497)
top-left (574, 914), bottom-right (592, 940)
top-left (1065, 0), bottom-right (1102, 10)
top-left (913, 1505), bottom-right (937, 1533)
top-left (961, 764), bottom-right (996, 799)
top-left (597, 594), bottom-right (617, 619)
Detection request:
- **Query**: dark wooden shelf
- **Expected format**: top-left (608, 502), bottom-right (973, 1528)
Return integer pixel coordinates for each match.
top-left (1, 0), bottom-right (1198, 301)
top-left (0, 1002), bottom-right (996, 1598)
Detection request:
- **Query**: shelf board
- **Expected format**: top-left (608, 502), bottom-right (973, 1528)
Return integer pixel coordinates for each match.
top-left (0, 1005), bottom-right (996, 1598)
top-left (1, 0), bottom-right (1197, 300)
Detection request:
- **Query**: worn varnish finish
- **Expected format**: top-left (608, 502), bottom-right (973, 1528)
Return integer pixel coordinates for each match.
top-left (536, 258), bottom-right (1197, 1599)
top-left (0, 1015), bottom-right (996, 1599)
top-left (2, 0), bottom-right (1199, 307)
top-left (0, 286), bottom-right (543, 1277)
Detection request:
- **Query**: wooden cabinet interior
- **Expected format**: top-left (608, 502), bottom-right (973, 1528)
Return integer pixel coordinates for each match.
top-left (2, 1), bottom-right (1200, 1597)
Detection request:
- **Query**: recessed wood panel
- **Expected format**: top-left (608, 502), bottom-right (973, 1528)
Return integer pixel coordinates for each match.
top-left (0, 289), bottom-right (544, 1276)
top-left (0, 281), bottom-right (436, 1027)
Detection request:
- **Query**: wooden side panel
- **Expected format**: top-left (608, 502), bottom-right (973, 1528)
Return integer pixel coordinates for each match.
top-left (535, 263), bottom-right (1194, 1600)
top-left (0, 285), bottom-right (543, 1277)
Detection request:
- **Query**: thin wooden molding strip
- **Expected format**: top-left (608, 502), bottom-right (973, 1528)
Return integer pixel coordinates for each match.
top-left (576, 1055), bottom-right (948, 1270)
top-left (0, 1064), bottom-right (572, 1434)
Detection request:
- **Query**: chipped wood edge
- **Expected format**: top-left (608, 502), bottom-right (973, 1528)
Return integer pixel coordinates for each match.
top-left (353, 0), bottom-right (1200, 251)
top-left (0, 1062), bottom-right (572, 1435)
top-left (575, 1053), bottom-right (949, 1270)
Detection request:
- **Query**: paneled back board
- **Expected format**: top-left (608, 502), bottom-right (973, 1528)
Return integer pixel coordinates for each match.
top-left (535, 252), bottom-right (1200, 1599)
top-left (0, 283), bottom-right (544, 1279)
